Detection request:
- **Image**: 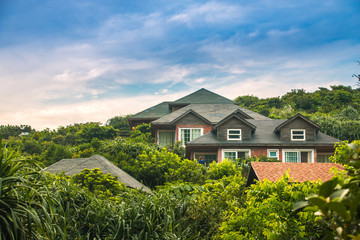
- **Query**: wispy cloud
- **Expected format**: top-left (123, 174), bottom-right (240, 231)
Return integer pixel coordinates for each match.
top-left (0, 0), bottom-right (359, 129)
top-left (169, 1), bottom-right (246, 25)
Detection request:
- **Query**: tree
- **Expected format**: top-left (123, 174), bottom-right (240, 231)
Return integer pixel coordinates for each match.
top-left (72, 168), bottom-right (126, 197)
top-left (219, 174), bottom-right (324, 239)
top-left (353, 60), bottom-right (360, 86)
top-left (77, 122), bottom-right (118, 143)
top-left (106, 115), bottom-right (131, 131)
top-left (294, 141), bottom-right (360, 239)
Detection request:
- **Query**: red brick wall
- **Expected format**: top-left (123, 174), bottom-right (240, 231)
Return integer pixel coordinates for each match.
top-left (251, 148), bottom-right (267, 157)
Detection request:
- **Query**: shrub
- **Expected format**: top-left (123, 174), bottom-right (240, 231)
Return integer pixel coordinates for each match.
top-left (217, 174), bottom-right (325, 239)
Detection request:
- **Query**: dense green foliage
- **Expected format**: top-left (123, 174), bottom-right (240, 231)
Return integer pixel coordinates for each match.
top-left (0, 124), bottom-right (33, 139)
top-left (295, 140), bottom-right (360, 239)
top-left (1, 85), bottom-right (360, 239)
top-left (218, 175), bottom-right (326, 239)
top-left (1, 137), bottom-right (359, 239)
top-left (235, 85), bottom-right (360, 141)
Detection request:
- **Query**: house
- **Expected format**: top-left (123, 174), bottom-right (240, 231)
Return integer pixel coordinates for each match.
top-left (246, 162), bottom-right (344, 186)
top-left (129, 88), bottom-right (340, 164)
top-left (44, 154), bottom-right (151, 193)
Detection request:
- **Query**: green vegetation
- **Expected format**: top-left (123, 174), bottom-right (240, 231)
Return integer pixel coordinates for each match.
top-left (1, 85), bottom-right (359, 239)
top-left (235, 85), bottom-right (360, 141)
top-left (2, 137), bottom-right (359, 239)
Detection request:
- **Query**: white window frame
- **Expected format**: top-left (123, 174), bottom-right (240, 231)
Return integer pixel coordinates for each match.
top-left (222, 149), bottom-right (251, 161)
top-left (227, 129), bottom-right (242, 140)
top-left (282, 149), bottom-right (314, 163)
top-left (157, 130), bottom-right (175, 147)
top-left (178, 128), bottom-right (203, 145)
top-left (291, 129), bottom-right (306, 141)
top-left (267, 149), bottom-right (279, 160)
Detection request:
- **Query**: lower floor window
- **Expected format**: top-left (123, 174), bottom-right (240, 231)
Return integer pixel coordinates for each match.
top-left (223, 149), bottom-right (250, 161)
top-left (158, 131), bottom-right (175, 147)
top-left (267, 149), bottom-right (279, 160)
top-left (283, 150), bottom-right (313, 163)
top-left (194, 153), bottom-right (217, 165)
top-left (317, 154), bottom-right (333, 163)
top-left (285, 151), bottom-right (298, 163)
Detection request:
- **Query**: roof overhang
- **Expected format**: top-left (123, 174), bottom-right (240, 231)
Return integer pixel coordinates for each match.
top-left (213, 112), bottom-right (256, 131)
top-left (274, 113), bottom-right (321, 133)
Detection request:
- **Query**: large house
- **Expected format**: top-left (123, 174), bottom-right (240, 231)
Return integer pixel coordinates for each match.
top-left (129, 88), bottom-right (339, 164)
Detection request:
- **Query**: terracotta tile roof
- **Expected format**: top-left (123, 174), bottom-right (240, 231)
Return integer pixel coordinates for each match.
top-left (251, 162), bottom-right (344, 183)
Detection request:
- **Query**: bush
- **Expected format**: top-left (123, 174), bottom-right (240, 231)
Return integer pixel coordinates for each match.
top-left (207, 159), bottom-right (239, 180)
top-left (73, 168), bottom-right (126, 198)
top-left (295, 140), bottom-right (360, 239)
top-left (217, 174), bottom-right (325, 239)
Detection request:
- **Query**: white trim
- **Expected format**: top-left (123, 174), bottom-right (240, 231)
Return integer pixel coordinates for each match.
top-left (281, 149), bottom-right (314, 163)
top-left (178, 127), bottom-right (204, 145)
top-left (291, 129), bottom-right (306, 141)
top-left (227, 129), bottom-right (242, 140)
top-left (157, 130), bottom-right (175, 146)
top-left (221, 149), bottom-right (251, 161)
top-left (267, 149), bottom-right (279, 159)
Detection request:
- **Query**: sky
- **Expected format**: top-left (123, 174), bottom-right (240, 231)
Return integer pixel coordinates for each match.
top-left (0, 0), bottom-right (359, 130)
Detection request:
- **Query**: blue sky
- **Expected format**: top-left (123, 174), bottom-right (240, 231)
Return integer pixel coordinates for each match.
top-left (1, 0), bottom-right (359, 129)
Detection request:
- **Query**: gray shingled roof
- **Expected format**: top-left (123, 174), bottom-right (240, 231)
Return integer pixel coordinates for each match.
top-left (187, 119), bottom-right (340, 146)
top-left (274, 113), bottom-right (321, 132)
top-left (44, 155), bottom-right (151, 193)
top-left (152, 104), bottom-right (269, 125)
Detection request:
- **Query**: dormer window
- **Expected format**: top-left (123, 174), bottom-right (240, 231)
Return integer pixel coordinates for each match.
top-left (227, 129), bottom-right (242, 140)
top-left (291, 129), bottom-right (305, 141)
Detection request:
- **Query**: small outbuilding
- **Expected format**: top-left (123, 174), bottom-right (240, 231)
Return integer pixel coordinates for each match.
top-left (246, 162), bottom-right (344, 186)
top-left (44, 154), bottom-right (151, 193)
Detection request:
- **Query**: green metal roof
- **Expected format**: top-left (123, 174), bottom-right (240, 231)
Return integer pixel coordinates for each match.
top-left (173, 88), bottom-right (236, 104)
top-left (129, 101), bottom-right (172, 119)
top-left (130, 88), bottom-right (236, 120)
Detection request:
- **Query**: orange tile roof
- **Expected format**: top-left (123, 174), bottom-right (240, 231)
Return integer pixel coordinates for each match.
top-left (251, 162), bottom-right (344, 183)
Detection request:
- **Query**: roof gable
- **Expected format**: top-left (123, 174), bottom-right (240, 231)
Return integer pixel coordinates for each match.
top-left (152, 104), bottom-right (269, 125)
top-left (44, 155), bottom-right (151, 192)
top-left (172, 88), bottom-right (236, 104)
top-left (171, 109), bottom-right (211, 124)
top-left (214, 110), bottom-right (256, 131)
top-left (274, 113), bottom-right (320, 133)
top-left (247, 162), bottom-right (343, 186)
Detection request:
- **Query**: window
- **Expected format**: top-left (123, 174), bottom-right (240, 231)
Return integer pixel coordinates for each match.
top-left (291, 129), bottom-right (305, 141)
top-left (227, 129), bottom-right (241, 140)
top-left (267, 149), bottom-right (279, 160)
top-left (285, 151), bottom-right (298, 163)
top-left (282, 149), bottom-right (314, 163)
top-left (158, 130), bottom-right (175, 147)
top-left (317, 154), bottom-right (332, 163)
top-left (222, 149), bottom-right (250, 161)
top-left (195, 153), bottom-right (217, 165)
top-left (179, 128), bottom-right (203, 145)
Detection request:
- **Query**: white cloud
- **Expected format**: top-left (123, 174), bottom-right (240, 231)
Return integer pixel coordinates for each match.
top-left (216, 75), bottom-right (342, 100)
top-left (0, 90), bottom-right (194, 130)
top-left (267, 27), bottom-right (300, 38)
top-left (169, 1), bottom-right (245, 25)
